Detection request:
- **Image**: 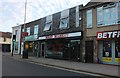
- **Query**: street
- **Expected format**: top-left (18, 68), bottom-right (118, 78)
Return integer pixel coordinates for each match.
top-left (2, 54), bottom-right (103, 78)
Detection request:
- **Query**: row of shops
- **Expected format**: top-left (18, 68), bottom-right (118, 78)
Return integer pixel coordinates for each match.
top-left (12, 2), bottom-right (120, 65)
top-left (24, 30), bottom-right (120, 65)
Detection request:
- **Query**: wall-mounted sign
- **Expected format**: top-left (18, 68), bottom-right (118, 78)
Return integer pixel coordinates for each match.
top-left (97, 31), bottom-right (120, 40)
top-left (25, 35), bottom-right (38, 41)
top-left (46, 34), bottom-right (68, 39)
top-left (39, 32), bottom-right (82, 40)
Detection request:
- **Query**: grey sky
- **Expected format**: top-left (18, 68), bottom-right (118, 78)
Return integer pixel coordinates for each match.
top-left (0, 0), bottom-right (90, 32)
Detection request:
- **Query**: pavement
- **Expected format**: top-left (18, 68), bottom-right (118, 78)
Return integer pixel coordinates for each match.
top-left (3, 53), bottom-right (120, 77)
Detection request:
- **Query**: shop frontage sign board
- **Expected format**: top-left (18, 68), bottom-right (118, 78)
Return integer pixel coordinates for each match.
top-left (25, 35), bottom-right (38, 41)
top-left (97, 31), bottom-right (120, 40)
top-left (38, 32), bottom-right (82, 40)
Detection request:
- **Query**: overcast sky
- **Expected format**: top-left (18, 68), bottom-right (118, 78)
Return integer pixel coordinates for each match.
top-left (0, 0), bottom-right (90, 32)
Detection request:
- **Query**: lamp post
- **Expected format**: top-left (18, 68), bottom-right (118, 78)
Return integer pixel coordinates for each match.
top-left (22, 0), bottom-right (27, 58)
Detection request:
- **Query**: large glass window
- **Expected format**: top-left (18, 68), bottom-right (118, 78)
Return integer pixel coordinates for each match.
top-left (97, 2), bottom-right (118, 26)
top-left (34, 25), bottom-right (38, 35)
top-left (86, 9), bottom-right (92, 28)
top-left (60, 17), bottom-right (68, 29)
top-left (115, 40), bottom-right (120, 63)
top-left (103, 41), bottom-right (112, 58)
top-left (43, 22), bottom-right (52, 31)
top-left (26, 27), bottom-right (30, 35)
top-left (97, 7), bottom-right (103, 26)
top-left (103, 8), bottom-right (110, 26)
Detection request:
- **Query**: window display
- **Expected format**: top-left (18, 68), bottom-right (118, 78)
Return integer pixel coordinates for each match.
top-left (115, 40), bottom-right (120, 62)
top-left (103, 41), bottom-right (112, 62)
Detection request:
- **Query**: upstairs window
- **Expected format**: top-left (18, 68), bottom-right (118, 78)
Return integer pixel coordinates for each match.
top-left (26, 27), bottom-right (30, 35)
top-left (34, 25), bottom-right (38, 35)
top-left (59, 17), bottom-right (68, 29)
top-left (86, 9), bottom-right (92, 28)
top-left (97, 2), bottom-right (118, 26)
top-left (43, 22), bottom-right (52, 31)
top-left (97, 7), bottom-right (103, 26)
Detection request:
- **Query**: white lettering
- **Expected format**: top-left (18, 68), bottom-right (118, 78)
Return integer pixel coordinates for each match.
top-left (107, 32), bottom-right (112, 38)
top-left (112, 31), bottom-right (117, 38)
top-left (103, 32), bottom-right (107, 38)
top-left (117, 31), bottom-right (120, 38)
top-left (97, 31), bottom-right (120, 39)
top-left (97, 33), bottom-right (103, 39)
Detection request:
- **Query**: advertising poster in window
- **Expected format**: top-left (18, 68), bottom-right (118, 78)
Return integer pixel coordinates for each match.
top-left (115, 41), bottom-right (120, 62)
top-left (102, 41), bottom-right (112, 62)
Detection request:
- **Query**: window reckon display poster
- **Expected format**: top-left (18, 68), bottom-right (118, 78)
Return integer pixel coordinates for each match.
top-left (102, 41), bottom-right (112, 62)
top-left (115, 41), bottom-right (120, 62)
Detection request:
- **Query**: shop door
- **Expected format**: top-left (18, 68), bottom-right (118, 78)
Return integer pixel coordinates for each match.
top-left (41, 43), bottom-right (45, 57)
top-left (69, 40), bottom-right (80, 61)
top-left (85, 41), bottom-right (94, 63)
top-left (34, 42), bottom-right (39, 57)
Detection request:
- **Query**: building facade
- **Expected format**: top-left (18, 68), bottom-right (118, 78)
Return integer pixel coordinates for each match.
top-left (12, 1), bottom-right (120, 65)
top-left (20, 5), bottom-right (84, 62)
top-left (82, 2), bottom-right (120, 65)
top-left (38, 5), bottom-right (83, 61)
top-left (0, 31), bottom-right (12, 52)
top-left (21, 19), bottom-right (40, 56)
top-left (11, 26), bottom-right (22, 54)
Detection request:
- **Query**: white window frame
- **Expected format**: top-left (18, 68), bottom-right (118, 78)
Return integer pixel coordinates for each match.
top-left (59, 17), bottom-right (69, 29)
top-left (43, 22), bottom-right (52, 31)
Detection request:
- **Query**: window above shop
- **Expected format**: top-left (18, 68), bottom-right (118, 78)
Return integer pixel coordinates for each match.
top-left (59, 17), bottom-right (69, 29)
top-left (43, 22), bottom-right (52, 31)
top-left (26, 27), bottom-right (30, 35)
top-left (34, 25), bottom-right (38, 35)
top-left (97, 2), bottom-right (119, 27)
top-left (86, 9), bottom-right (92, 28)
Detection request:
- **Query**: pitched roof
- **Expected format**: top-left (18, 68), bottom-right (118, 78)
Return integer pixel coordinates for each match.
top-left (0, 31), bottom-right (12, 38)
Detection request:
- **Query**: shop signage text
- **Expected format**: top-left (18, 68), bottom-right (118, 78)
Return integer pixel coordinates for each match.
top-left (97, 31), bottom-right (120, 40)
top-left (39, 32), bottom-right (81, 40)
top-left (46, 34), bottom-right (68, 39)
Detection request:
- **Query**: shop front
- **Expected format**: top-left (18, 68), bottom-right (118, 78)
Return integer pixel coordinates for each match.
top-left (97, 30), bottom-right (120, 65)
top-left (38, 32), bottom-right (82, 61)
top-left (25, 35), bottom-right (39, 57)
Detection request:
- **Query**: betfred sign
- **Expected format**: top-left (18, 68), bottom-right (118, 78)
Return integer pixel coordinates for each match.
top-left (97, 31), bottom-right (120, 40)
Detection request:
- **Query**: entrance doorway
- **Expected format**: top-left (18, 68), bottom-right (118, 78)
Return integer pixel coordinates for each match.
top-left (85, 41), bottom-right (94, 63)
top-left (69, 40), bottom-right (80, 61)
top-left (41, 43), bottom-right (45, 57)
top-left (34, 42), bottom-right (39, 57)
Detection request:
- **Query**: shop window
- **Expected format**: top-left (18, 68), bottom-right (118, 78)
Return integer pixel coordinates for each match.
top-left (115, 40), bottom-right (120, 63)
top-left (43, 22), bottom-right (52, 31)
top-left (59, 17), bottom-right (68, 29)
top-left (14, 42), bottom-right (18, 51)
top-left (103, 41), bottom-right (112, 57)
